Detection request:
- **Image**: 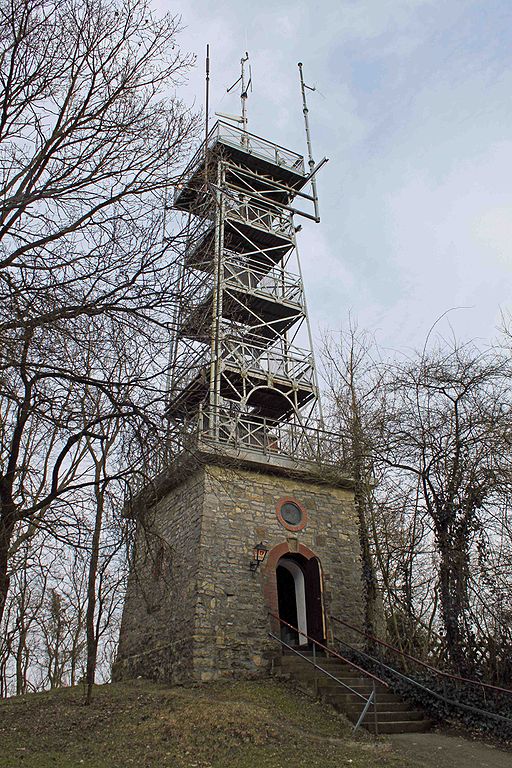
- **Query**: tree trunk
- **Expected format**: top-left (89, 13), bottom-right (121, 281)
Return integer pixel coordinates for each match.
top-left (15, 627), bottom-right (28, 695)
top-left (351, 409), bottom-right (379, 645)
top-left (85, 482), bottom-right (104, 704)
top-left (354, 472), bottom-right (379, 641)
top-left (0, 510), bottom-right (15, 626)
top-left (437, 524), bottom-right (472, 674)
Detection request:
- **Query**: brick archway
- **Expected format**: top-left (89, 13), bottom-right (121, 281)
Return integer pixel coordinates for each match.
top-left (262, 541), bottom-right (326, 640)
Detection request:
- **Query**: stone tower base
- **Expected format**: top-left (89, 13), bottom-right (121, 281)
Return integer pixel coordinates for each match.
top-left (113, 451), bottom-right (364, 684)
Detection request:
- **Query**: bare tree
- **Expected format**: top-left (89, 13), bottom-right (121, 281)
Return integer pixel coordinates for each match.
top-left (324, 321), bottom-right (512, 677)
top-left (39, 588), bottom-right (73, 689)
top-left (0, 0), bottom-right (199, 623)
top-left (377, 341), bottom-right (512, 672)
top-left (83, 409), bottom-right (125, 703)
top-left (12, 546), bottom-right (50, 694)
top-left (322, 324), bottom-right (385, 639)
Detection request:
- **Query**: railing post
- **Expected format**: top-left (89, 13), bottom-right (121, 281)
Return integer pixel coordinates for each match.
top-left (198, 404), bottom-right (203, 435)
top-left (372, 680), bottom-right (378, 735)
top-left (313, 642), bottom-right (318, 697)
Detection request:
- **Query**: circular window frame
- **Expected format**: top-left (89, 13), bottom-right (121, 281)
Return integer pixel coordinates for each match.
top-left (276, 497), bottom-right (308, 532)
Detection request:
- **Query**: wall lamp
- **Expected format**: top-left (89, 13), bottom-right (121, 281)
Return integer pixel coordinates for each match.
top-left (250, 542), bottom-right (269, 572)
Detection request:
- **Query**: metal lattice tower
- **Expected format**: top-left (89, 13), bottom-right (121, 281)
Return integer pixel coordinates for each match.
top-left (167, 76), bottom-right (328, 462)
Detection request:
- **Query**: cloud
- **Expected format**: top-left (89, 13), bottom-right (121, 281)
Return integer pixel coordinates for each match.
top-left (156, 0), bottom-right (512, 348)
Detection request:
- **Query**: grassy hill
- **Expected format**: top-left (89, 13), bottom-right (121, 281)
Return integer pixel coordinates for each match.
top-left (0, 677), bottom-right (416, 768)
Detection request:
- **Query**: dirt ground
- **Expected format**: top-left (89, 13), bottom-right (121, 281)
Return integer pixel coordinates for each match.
top-left (390, 732), bottom-right (512, 768)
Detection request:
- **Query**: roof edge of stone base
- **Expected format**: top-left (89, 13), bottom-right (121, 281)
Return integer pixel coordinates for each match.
top-left (124, 444), bottom-right (354, 518)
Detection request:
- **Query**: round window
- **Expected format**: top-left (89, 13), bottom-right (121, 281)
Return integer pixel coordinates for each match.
top-left (281, 502), bottom-right (302, 526)
top-left (276, 497), bottom-right (307, 531)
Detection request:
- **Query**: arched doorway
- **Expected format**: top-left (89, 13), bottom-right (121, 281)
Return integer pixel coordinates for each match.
top-left (276, 554), bottom-right (325, 647)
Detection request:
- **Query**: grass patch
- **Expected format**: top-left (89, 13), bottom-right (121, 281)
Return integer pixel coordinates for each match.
top-left (0, 678), bottom-right (415, 767)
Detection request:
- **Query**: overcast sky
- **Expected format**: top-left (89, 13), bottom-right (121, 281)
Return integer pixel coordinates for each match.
top-left (159, 0), bottom-right (512, 352)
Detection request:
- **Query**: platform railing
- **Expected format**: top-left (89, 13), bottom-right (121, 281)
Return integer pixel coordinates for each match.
top-left (197, 407), bottom-right (349, 466)
top-left (225, 197), bottom-right (294, 239)
top-left (180, 258), bottom-right (302, 318)
top-left (223, 258), bottom-right (302, 305)
top-left (222, 338), bottom-right (314, 385)
top-left (174, 121), bottom-right (306, 206)
top-left (168, 343), bottom-right (315, 408)
top-left (126, 410), bottom-right (351, 503)
top-left (215, 121), bottom-right (306, 172)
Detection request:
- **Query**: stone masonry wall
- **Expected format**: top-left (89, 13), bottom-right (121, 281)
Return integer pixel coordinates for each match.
top-left (114, 469), bottom-right (205, 684)
top-left (114, 460), bottom-right (364, 685)
top-left (191, 463), bottom-right (364, 681)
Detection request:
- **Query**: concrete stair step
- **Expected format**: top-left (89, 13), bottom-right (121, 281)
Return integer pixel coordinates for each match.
top-left (280, 660), bottom-right (375, 675)
top-left (344, 700), bottom-right (413, 713)
top-left (316, 677), bottom-right (387, 690)
top-left (364, 719), bottom-right (433, 734)
top-left (279, 654), bottom-right (350, 663)
top-left (279, 667), bottom-right (377, 681)
top-left (356, 710), bottom-right (425, 723)
top-left (332, 697), bottom-right (432, 732)
top-left (328, 691), bottom-right (400, 706)
top-left (294, 675), bottom-right (392, 697)
top-left (290, 670), bottom-right (385, 686)
top-left (278, 661), bottom-right (378, 681)
top-left (279, 655), bottom-right (353, 667)
top-left (320, 682), bottom-right (394, 695)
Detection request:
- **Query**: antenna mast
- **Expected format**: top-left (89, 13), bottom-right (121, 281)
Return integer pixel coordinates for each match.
top-left (239, 51), bottom-right (250, 132)
top-left (205, 44), bottom-right (211, 148)
top-left (204, 44), bottom-right (211, 186)
top-left (298, 62), bottom-right (320, 222)
top-left (224, 52), bottom-right (252, 144)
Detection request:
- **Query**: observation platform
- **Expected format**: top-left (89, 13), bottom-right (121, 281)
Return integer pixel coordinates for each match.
top-left (167, 357), bottom-right (316, 420)
top-left (167, 365), bottom-right (316, 421)
top-left (180, 281), bottom-right (304, 341)
top-left (174, 121), bottom-right (308, 213)
top-left (125, 411), bottom-right (354, 519)
top-left (185, 217), bottom-right (294, 274)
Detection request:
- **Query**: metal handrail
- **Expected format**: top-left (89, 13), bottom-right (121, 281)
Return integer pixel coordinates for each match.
top-left (335, 634), bottom-right (512, 728)
top-left (268, 616), bottom-right (380, 734)
top-left (182, 258), bottom-right (303, 315)
top-left (172, 340), bottom-right (314, 391)
top-left (332, 615), bottom-right (512, 697)
top-left (269, 633), bottom-right (368, 702)
top-left (222, 339), bottom-right (313, 385)
top-left (223, 258), bottom-right (302, 300)
top-left (269, 613), bottom-right (388, 687)
top-left (215, 121), bottom-right (305, 172)
top-left (127, 410), bottom-right (351, 500)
